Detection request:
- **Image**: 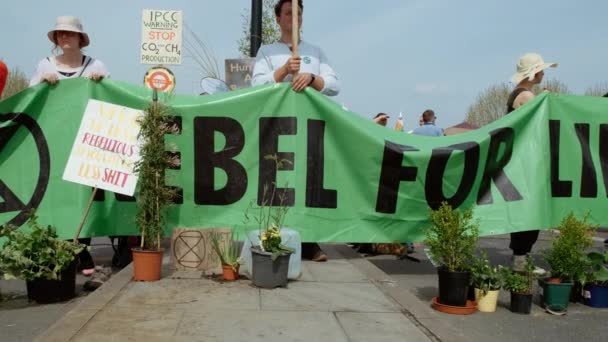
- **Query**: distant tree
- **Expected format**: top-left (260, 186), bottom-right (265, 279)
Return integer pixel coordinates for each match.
top-left (1, 65), bottom-right (28, 101)
top-left (465, 83), bottom-right (511, 127)
top-left (466, 79), bottom-right (571, 127)
top-left (237, 0), bottom-right (281, 57)
top-left (584, 82), bottom-right (608, 96)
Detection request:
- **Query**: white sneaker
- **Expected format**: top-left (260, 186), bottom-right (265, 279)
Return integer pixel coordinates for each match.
top-left (512, 255), bottom-right (546, 275)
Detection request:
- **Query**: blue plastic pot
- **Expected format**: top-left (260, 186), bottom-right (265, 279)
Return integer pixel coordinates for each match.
top-left (584, 284), bottom-right (608, 308)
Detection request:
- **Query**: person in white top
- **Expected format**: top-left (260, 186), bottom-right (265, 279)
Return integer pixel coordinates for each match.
top-left (29, 16), bottom-right (108, 87)
top-left (252, 0), bottom-right (340, 97)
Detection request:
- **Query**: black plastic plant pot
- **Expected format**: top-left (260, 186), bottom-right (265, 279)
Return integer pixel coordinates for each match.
top-left (251, 247), bottom-right (291, 289)
top-left (510, 292), bottom-right (533, 314)
top-left (437, 267), bottom-right (470, 306)
top-left (26, 261), bottom-right (77, 303)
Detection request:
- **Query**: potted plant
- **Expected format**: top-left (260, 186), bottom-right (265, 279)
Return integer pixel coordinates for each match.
top-left (425, 202), bottom-right (479, 307)
top-left (470, 251), bottom-right (501, 312)
top-left (580, 251), bottom-right (608, 308)
top-left (0, 213), bottom-right (84, 303)
top-left (541, 212), bottom-right (595, 310)
top-left (501, 256), bottom-right (537, 314)
top-left (132, 96), bottom-right (179, 281)
top-left (244, 157), bottom-right (295, 289)
top-left (209, 230), bottom-right (242, 281)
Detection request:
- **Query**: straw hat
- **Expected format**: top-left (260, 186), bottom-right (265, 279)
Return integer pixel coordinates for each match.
top-left (511, 53), bottom-right (557, 84)
top-left (47, 16), bottom-right (90, 47)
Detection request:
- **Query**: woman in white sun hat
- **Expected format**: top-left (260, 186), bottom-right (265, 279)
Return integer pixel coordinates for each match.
top-left (506, 52), bottom-right (557, 273)
top-left (506, 52), bottom-right (557, 113)
top-left (29, 16), bottom-right (109, 86)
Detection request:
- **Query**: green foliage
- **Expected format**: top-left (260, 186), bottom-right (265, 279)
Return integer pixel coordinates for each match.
top-left (544, 212), bottom-right (595, 281)
top-left (243, 155), bottom-right (295, 260)
top-left (238, 0), bottom-right (281, 56)
top-left (579, 251), bottom-right (608, 287)
top-left (134, 99), bottom-right (179, 250)
top-left (0, 65), bottom-right (29, 101)
top-left (470, 251), bottom-right (501, 294)
top-left (501, 256), bottom-right (536, 294)
top-left (425, 202), bottom-right (479, 272)
top-left (209, 230), bottom-right (242, 271)
top-left (0, 213), bottom-right (84, 281)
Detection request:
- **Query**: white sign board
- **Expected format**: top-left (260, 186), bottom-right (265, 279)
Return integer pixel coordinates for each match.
top-left (63, 100), bottom-right (143, 196)
top-left (141, 9), bottom-right (182, 65)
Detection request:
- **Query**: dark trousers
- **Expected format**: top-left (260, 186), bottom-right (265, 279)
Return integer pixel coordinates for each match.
top-left (509, 230), bottom-right (540, 255)
top-left (77, 238), bottom-right (95, 269)
top-left (301, 243), bottom-right (322, 259)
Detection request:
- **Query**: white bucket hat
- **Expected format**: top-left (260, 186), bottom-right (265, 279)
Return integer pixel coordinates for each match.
top-left (511, 53), bottom-right (557, 84)
top-left (47, 16), bottom-right (90, 47)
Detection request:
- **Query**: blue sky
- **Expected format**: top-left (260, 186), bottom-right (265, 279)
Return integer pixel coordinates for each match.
top-left (2, 0), bottom-right (607, 128)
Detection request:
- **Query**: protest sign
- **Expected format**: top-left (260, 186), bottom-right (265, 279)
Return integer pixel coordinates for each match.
top-left (141, 9), bottom-right (182, 65)
top-left (62, 99), bottom-right (143, 196)
top-left (225, 59), bottom-right (255, 90)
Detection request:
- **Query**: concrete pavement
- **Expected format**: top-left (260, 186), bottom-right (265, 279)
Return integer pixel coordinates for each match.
top-left (35, 245), bottom-right (433, 342)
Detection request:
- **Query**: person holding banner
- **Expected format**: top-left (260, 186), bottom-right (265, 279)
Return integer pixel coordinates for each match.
top-left (29, 16), bottom-right (108, 87)
top-left (507, 52), bottom-right (557, 272)
top-left (30, 16), bottom-right (110, 278)
top-left (252, 0), bottom-right (340, 97)
top-left (253, 0), bottom-right (339, 262)
top-left (0, 61), bottom-right (7, 98)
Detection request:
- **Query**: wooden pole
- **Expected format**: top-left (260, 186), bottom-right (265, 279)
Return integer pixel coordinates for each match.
top-left (291, 0), bottom-right (299, 57)
top-left (74, 187), bottom-right (98, 241)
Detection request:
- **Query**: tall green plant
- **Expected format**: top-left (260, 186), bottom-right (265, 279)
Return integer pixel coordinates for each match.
top-left (544, 212), bottom-right (595, 281)
top-left (134, 97), bottom-right (178, 251)
top-left (425, 202), bottom-right (479, 272)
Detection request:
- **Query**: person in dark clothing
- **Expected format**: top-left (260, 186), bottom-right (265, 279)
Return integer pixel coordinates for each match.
top-left (507, 53), bottom-right (557, 272)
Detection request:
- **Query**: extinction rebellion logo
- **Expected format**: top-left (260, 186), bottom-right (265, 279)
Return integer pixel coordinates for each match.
top-left (0, 113), bottom-right (50, 227)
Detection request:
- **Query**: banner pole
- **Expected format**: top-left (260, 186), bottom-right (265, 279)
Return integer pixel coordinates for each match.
top-left (292, 1), bottom-right (299, 57)
top-left (74, 187), bottom-right (98, 242)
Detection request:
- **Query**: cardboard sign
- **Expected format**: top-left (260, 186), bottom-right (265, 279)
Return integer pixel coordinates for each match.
top-left (62, 100), bottom-right (143, 196)
top-left (170, 227), bottom-right (232, 274)
top-left (141, 9), bottom-right (182, 65)
top-left (144, 66), bottom-right (176, 93)
top-left (225, 58), bottom-right (255, 90)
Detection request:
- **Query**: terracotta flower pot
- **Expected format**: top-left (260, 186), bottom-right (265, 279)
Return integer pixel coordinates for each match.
top-left (222, 264), bottom-right (240, 281)
top-left (132, 248), bottom-right (163, 281)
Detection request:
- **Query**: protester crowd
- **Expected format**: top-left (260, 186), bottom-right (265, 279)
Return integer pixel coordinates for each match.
top-left (5, 0), bottom-right (607, 289)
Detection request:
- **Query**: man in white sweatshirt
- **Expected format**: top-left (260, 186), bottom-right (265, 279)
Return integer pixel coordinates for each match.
top-left (252, 0), bottom-right (340, 97)
top-left (252, 1), bottom-right (339, 262)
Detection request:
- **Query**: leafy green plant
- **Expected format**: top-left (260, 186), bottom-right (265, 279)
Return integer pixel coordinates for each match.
top-left (243, 155), bottom-right (295, 261)
top-left (0, 213), bottom-right (84, 282)
top-left (470, 251), bottom-right (501, 295)
top-left (579, 251), bottom-right (608, 287)
top-left (209, 230), bottom-right (242, 271)
top-left (544, 212), bottom-right (595, 281)
top-left (501, 256), bottom-right (536, 294)
top-left (425, 202), bottom-right (479, 272)
top-left (134, 97), bottom-right (179, 251)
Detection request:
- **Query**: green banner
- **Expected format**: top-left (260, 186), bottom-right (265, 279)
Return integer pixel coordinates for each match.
top-left (1, 78), bottom-right (607, 241)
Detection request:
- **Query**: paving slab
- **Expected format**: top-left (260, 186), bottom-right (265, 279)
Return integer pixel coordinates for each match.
top-left (260, 281), bottom-right (401, 313)
top-left (336, 312), bottom-right (431, 342)
top-left (176, 310), bottom-right (349, 342)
